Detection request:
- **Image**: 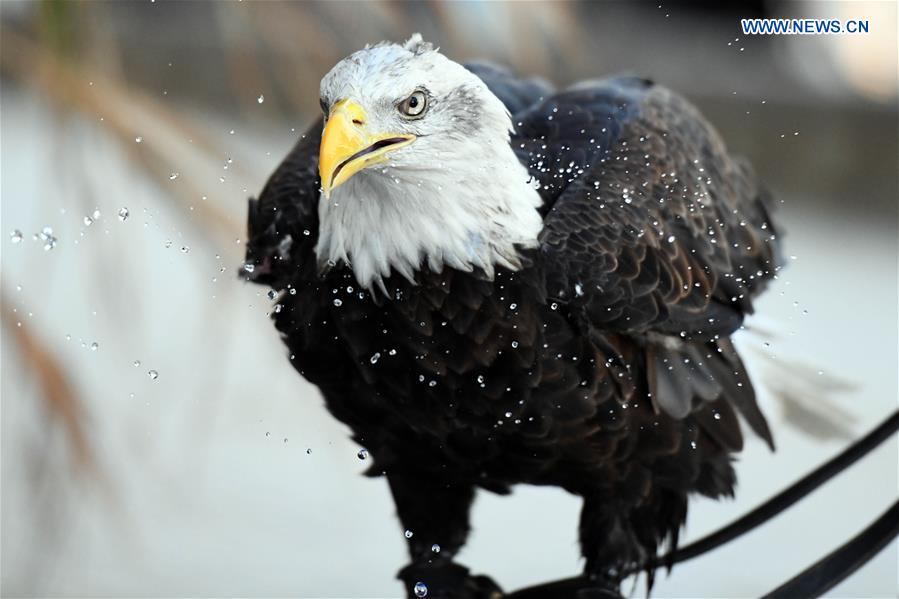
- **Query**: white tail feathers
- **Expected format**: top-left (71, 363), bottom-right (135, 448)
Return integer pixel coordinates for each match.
top-left (739, 318), bottom-right (859, 441)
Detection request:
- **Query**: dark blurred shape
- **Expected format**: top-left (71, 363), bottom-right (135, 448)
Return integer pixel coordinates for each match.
top-left (666, 0), bottom-right (769, 17)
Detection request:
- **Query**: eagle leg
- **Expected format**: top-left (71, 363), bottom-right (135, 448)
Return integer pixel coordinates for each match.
top-left (388, 473), bottom-right (502, 598)
top-left (577, 495), bottom-right (635, 598)
top-left (387, 473), bottom-right (475, 562)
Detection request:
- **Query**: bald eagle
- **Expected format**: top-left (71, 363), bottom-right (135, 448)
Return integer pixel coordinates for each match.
top-left (243, 35), bottom-right (781, 598)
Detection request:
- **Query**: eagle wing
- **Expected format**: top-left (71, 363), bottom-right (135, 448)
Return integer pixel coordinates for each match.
top-left (244, 120), bottom-right (323, 289)
top-left (511, 77), bottom-right (780, 446)
top-left (516, 77), bottom-right (781, 336)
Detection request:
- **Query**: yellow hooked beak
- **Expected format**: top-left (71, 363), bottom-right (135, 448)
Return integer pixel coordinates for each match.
top-left (319, 99), bottom-right (416, 197)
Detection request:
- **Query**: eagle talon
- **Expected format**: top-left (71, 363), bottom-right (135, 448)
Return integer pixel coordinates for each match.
top-left (398, 561), bottom-right (503, 599)
top-left (575, 570), bottom-right (623, 598)
top-left (575, 589), bottom-right (624, 599)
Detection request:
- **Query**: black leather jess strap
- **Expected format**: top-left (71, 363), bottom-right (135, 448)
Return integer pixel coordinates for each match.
top-left (506, 409), bottom-right (899, 598)
top-left (762, 500), bottom-right (899, 598)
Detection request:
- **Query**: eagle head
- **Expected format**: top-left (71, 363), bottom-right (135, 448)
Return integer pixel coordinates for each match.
top-left (314, 34), bottom-right (543, 292)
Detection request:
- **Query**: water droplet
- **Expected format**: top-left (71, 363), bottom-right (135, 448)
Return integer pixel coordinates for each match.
top-left (404, 529), bottom-right (414, 539)
top-left (133, 360), bottom-right (141, 367)
top-left (83, 216), bottom-right (94, 226)
top-left (37, 227), bottom-right (57, 250)
top-left (180, 245), bottom-right (190, 254)
top-left (169, 172), bottom-right (180, 180)
top-left (90, 342), bottom-right (99, 351)
top-left (713, 412), bottom-right (721, 420)
top-left (267, 290), bottom-right (277, 300)
top-left (148, 369), bottom-right (159, 380)
top-left (10, 230), bottom-right (23, 244)
top-left (306, 448), bottom-right (312, 455)
top-left (413, 582), bottom-right (428, 598)
top-left (243, 262), bottom-right (255, 273)
top-left (257, 94), bottom-right (265, 104)
top-left (135, 136), bottom-right (143, 143)
top-left (332, 298), bottom-right (342, 307)
top-left (118, 207), bottom-right (129, 221)
top-left (370, 352), bottom-right (381, 364)
top-left (430, 544), bottom-right (441, 554)
top-left (357, 448), bottom-right (368, 460)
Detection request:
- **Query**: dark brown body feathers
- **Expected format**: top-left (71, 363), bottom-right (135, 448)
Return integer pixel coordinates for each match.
top-left (244, 65), bottom-right (781, 596)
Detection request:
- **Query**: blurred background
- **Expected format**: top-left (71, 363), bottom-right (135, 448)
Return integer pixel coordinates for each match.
top-left (1, 1), bottom-right (896, 597)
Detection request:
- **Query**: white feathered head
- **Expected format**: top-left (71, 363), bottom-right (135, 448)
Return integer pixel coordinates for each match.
top-left (315, 35), bottom-right (543, 291)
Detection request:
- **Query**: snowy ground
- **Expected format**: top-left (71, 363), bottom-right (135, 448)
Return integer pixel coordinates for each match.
top-left (1, 89), bottom-right (896, 598)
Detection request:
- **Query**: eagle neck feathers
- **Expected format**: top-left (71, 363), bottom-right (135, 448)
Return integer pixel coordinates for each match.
top-left (314, 139), bottom-right (544, 293)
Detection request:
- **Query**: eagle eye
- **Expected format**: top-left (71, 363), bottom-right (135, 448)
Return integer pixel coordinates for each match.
top-left (398, 90), bottom-right (428, 119)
